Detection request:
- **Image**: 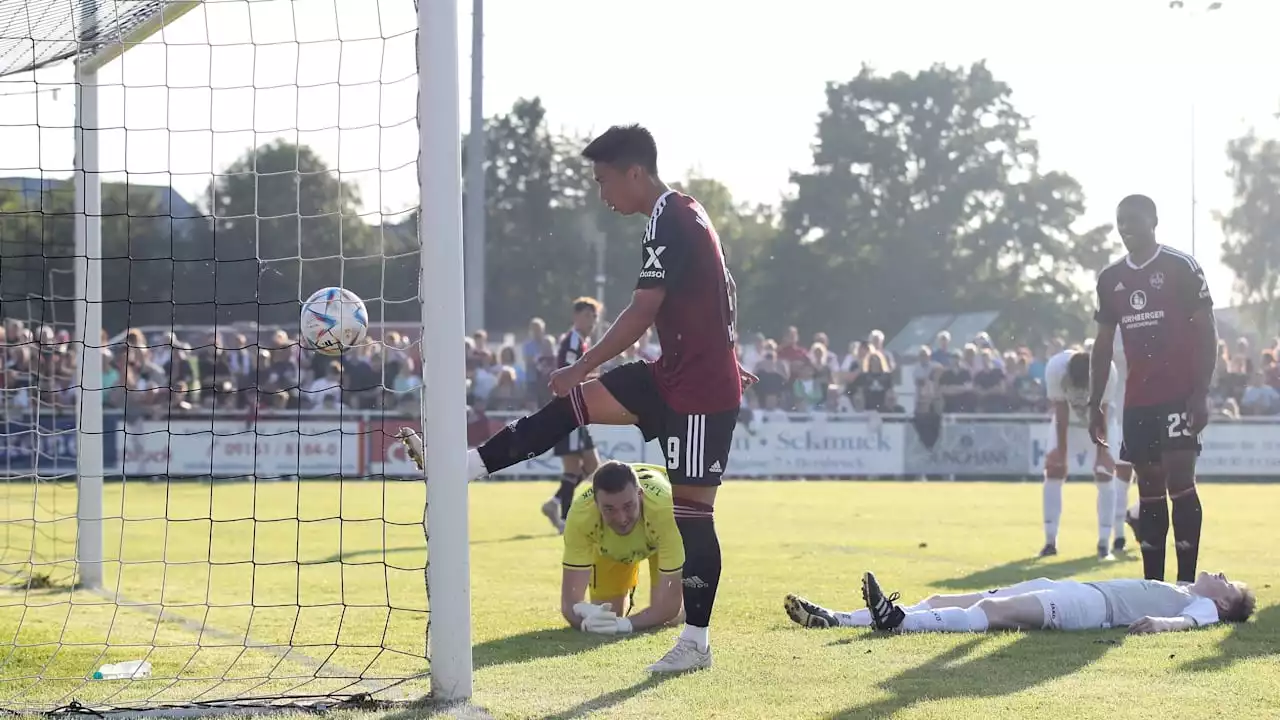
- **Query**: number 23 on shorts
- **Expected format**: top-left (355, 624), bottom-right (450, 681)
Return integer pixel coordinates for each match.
top-left (1166, 412), bottom-right (1194, 439)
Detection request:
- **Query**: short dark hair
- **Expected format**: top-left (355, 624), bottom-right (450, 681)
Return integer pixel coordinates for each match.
top-left (572, 296), bottom-right (601, 314)
top-left (1066, 351), bottom-right (1090, 388)
top-left (1119, 194), bottom-right (1157, 218)
top-left (581, 124), bottom-right (658, 175)
top-left (1222, 583), bottom-right (1257, 623)
top-left (591, 460), bottom-right (638, 495)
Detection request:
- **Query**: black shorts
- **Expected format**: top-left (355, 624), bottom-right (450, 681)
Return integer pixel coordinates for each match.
top-left (553, 427), bottom-right (596, 457)
top-left (1119, 400), bottom-right (1202, 465)
top-left (598, 361), bottom-right (737, 487)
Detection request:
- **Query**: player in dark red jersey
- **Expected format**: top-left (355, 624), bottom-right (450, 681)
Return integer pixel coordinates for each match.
top-left (1088, 194), bottom-right (1216, 584)
top-left (459, 124), bottom-right (749, 672)
top-left (540, 296), bottom-right (603, 533)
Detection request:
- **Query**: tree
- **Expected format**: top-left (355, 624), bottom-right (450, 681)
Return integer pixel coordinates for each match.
top-left (204, 140), bottom-right (385, 328)
top-left (753, 62), bottom-right (1115, 346)
top-left (0, 179), bottom-right (187, 337)
top-left (1219, 130), bottom-right (1280, 337)
top-left (477, 98), bottom-right (616, 331)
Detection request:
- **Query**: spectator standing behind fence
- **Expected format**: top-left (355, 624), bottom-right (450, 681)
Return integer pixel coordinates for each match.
top-left (1240, 372), bottom-right (1279, 416)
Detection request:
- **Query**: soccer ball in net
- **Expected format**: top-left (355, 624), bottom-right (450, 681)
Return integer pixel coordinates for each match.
top-left (301, 287), bottom-right (369, 356)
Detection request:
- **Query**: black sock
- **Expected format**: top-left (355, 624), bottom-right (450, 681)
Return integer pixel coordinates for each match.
top-left (1138, 496), bottom-right (1170, 581)
top-left (477, 389), bottom-right (587, 474)
top-left (1171, 487), bottom-right (1203, 583)
top-left (556, 473), bottom-right (582, 520)
top-left (674, 499), bottom-right (721, 630)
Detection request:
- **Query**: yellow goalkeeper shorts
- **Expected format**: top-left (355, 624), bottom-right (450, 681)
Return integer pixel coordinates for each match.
top-left (590, 553), bottom-right (661, 603)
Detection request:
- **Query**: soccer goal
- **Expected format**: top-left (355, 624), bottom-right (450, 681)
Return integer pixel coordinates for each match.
top-left (0, 0), bottom-right (471, 713)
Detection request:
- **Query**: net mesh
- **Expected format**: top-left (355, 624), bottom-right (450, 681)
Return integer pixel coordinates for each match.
top-left (0, 0), bottom-right (430, 712)
top-left (0, 0), bottom-right (185, 77)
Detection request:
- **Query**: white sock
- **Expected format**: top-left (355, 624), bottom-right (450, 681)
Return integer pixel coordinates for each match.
top-left (1043, 480), bottom-right (1064, 545)
top-left (899, 606), bottom-right (989, 633)
top-left (466, 448), bottom-right (488, 481)
top-left (837, 600), bottom-right (929, 627)
top-left (1112, 478), bottom-right (1130, 540)
top-left (833, 609), bottom-right (872, 627)
top-left (680, 624), bottom-right (709, 651)
top-left (1095, 478), bottom-right (1115, 545)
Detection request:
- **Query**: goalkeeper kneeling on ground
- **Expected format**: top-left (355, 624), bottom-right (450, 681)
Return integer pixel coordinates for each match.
top-left (561, 461), bottom-right (686, 635)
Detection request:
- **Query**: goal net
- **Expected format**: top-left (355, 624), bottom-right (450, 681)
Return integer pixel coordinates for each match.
top-left (0, 0), bottom-right (465, 712)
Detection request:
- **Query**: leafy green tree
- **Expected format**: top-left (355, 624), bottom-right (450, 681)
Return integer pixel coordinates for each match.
top-left (205, 140), bottom-right (384, 327)
top-left (754, 62), bottom-right (1115, 346)
top-left (475, 98), bottom-right (603, 332)
top-left (1219, 130), bottom-right (1280, 337)
top-left (0, 180), bottom-right (187, 337)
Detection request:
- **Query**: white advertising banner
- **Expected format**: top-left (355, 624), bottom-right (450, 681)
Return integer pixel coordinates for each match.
top-left (116, 419), bottom-right (363, 477)
top-left (102, 414), bottom-right (1280, 480)
top-left (1028, 420), bottom-right (1280, 477)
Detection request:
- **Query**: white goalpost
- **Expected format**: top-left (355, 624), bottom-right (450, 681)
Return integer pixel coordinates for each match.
top-left (0, 0), bottom-right (472, 712)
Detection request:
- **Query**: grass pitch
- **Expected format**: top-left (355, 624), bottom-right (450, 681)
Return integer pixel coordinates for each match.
top-left (3, 479), bottom-right (1278, 719)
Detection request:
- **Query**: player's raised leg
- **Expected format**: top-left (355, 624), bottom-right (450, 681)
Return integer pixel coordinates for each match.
top-left (467, 379), bottom-right (638, 480)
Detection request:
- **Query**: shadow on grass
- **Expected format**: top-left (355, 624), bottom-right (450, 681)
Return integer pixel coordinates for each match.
top-left (472, 626), bottom-right (657, 670)
top-left (828, 630), bottom-right (1121, 719)
top-left (317, 533), bottom-right (553, 563)
top-left (537, 674), bottom-right (675, 720)
top-left (930, 554), bottom-right (1107, 592)
top-left (1179, 602), bottom-right (1280, 673)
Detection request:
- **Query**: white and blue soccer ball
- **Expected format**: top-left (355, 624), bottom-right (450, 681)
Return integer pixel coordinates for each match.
top-left (300, 287), bottom-right (368, 356)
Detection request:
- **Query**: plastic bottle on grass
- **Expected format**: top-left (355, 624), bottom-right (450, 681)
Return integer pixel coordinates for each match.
top-left (92, 660), bottom-right (151, 680)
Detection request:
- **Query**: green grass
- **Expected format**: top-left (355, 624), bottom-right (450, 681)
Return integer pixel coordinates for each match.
top-left (3, 479), bottom-right (1279, 719)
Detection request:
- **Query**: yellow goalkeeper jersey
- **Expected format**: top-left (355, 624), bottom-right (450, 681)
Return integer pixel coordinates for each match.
top-left (562, 463), bottom-right (685, 574)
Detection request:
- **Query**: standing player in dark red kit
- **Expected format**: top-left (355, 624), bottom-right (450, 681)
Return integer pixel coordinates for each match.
top-left (1089, 194), bottom-right (1216, 584)
top-left (461, 124), bottom-right (747, 672)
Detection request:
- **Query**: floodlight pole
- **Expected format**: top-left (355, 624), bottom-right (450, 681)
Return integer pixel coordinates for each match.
top-left (1168, 0), bottom-right (1224, 256)
top-left (419, 0), bottom-right (474, 701)
top-left (463, 0), bottom-right (486, 334)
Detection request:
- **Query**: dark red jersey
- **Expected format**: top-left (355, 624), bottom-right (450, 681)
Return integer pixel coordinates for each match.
top-left (635, 190), bottom-right (742, 414)
top-left (1094, 245), bottom-right (1214, 408)
top-left (556, 328), bottom-right (588, 370)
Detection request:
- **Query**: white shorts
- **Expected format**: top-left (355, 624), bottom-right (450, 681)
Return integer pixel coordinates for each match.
top-left (1049, 414), bottom-right (1126, 468)
top-left (986, 578), bottom-right (1109, 630)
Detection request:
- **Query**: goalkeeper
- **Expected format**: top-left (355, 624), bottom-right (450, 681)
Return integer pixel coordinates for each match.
top-left (561, 461), bottom-right (686, 635)
top-left (396, 433), bottom-right (684, 634)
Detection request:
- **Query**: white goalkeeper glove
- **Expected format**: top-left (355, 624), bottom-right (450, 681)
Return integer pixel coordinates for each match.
top-left (581, 610), bottom-right (633, 636)
top-left (396, 427), bottom-right (425, 472)
top-left (573, 602), bottom-right (612, 621)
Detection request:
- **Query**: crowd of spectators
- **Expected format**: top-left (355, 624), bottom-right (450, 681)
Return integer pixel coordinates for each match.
top-left (0, 319), bottom-right (419, 420)
top-left (5, 315), bottom-right (1280, 422)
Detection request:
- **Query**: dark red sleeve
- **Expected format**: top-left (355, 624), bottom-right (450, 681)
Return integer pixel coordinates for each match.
top-left (1173, 256), bottom-right (1213, 317)
top-left (1094, 271), bottom-right (1119, 325)
top-left (635, 207), bottom-right (692, 291)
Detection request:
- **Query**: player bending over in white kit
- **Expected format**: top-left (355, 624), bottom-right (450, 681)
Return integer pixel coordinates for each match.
top-left (1041, 347), bottom-right (1134, 560)
top-left (784, 570), bottom-right (1255, 635)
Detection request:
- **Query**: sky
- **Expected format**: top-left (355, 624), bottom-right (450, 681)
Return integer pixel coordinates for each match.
top-left (1, 0), bottom-right (1277, 310)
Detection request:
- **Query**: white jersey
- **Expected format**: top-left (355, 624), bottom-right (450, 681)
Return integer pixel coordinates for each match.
top-left (1086, 579), bottom-right (1219, 627)
top-left (1045, 350), bottom-right (1119, 424)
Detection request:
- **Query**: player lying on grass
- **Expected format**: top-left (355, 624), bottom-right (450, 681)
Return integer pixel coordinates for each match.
top-left (561, 461), bottom-right (685, 635)
top-left (784, 570), bottom-right (1254, 634)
